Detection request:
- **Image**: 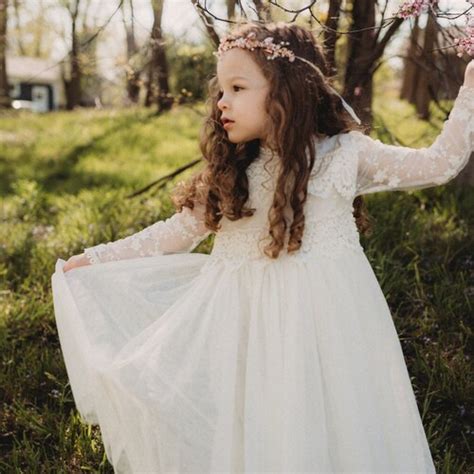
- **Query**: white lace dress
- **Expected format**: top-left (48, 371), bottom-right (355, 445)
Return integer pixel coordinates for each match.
top-left (51, 85), bottom-right (473, 473)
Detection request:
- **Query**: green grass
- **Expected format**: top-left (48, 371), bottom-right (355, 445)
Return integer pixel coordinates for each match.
top-left (0, 95), bottom-right (472, 472)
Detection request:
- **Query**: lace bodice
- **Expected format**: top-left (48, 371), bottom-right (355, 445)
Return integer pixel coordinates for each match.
top-left (83, 85), bottom-right (473, 268)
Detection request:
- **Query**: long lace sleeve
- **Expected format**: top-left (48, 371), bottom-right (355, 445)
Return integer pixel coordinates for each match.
top-left (350, 84), bottom-right (474, 196)
top-left (83, 203), bottom-right (213, 264)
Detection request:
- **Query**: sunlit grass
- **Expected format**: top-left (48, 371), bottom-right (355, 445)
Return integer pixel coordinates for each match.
top-left (0, 88), bottom-right (472, 471)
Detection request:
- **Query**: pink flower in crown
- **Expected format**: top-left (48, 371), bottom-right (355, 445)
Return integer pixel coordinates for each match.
top-left (261, 36), bottom-right (276, 55)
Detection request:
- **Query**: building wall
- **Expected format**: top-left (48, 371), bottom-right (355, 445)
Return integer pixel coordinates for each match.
top-left (9, 81), bottom-right (55, 110)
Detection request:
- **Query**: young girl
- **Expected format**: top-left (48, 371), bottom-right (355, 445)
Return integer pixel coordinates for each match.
top-left (52, 21), bottom-right (473, 473)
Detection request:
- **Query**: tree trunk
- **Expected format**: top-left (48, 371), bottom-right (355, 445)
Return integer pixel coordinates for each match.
top-left (324, 0), bottom-right (342, 77)
top-left (12, 0), bottom-right (25, 56)
top-left (226, 0), bottom-right (237, 21)
top-left (0, 0), bottom-right (10, 109)
top-left (400, 16), bottom-right (421, 104)
top-left (34, 0), bottom-right (45, 57)
top-left (414, 8), bottom-right (438, 119)
top-left (64, 0), bottom-right (82, 110)
top-left (190, 0), bottom-right (220, 46)
top-left (121, 0), bottom-right (140, 104)
top-left (342, 0), bottom-right (403, 130)
top-left (343, 0), bottom-right (376, 127)
top-left (253, 0), bottom-right (271, 22)
top-left (145, 0), bottom-right (172, 112)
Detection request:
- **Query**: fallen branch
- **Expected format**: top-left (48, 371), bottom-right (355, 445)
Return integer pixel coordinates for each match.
top-left (126, 156), bottom-right (203, 199)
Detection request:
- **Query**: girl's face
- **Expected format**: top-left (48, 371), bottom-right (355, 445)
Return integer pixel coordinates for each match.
top-left (216, 48), bottom-right (272, 146)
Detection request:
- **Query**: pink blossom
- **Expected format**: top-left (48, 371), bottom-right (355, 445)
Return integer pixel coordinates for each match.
top-left (453, 12), bottom-right (474, 57)
top-left (395, 1), bottom-right (474, 57)
top-left (395, 0), bottom-right (434, 19)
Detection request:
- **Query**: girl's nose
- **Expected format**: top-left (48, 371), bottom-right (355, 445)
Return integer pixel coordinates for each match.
top-left (217, 94), bottom-right (228, 111)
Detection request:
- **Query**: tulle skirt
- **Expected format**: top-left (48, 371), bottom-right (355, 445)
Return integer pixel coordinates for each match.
top-left (51, 249), bottom-right (436, 473)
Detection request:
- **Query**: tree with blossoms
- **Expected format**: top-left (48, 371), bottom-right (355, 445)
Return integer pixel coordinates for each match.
top-left (395, 0), bottom-right (474, 57)
top-left (454, 12), bottom-right (474, 57)
top-left (191, 0), bottom-right (472, 128)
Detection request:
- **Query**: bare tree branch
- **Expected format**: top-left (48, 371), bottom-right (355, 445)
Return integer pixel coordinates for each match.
top-left (126, 156), bottom-right (203, 198)
top-left (190, 0), bottom-right (222, 46)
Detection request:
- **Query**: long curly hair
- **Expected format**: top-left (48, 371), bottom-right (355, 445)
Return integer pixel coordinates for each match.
top-left (171, 21), bottom-right (372, 259)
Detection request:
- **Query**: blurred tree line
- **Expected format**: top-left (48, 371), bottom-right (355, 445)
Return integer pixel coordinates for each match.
top-left (0, 0), bottom-right (471, 180)
top-left (0, 0), bottom-right (471, 113)
top-left (0, 0), bottom-right (218, 111)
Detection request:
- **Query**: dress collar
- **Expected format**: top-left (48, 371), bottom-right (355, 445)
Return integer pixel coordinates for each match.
top-left (259, 136), bottom-right (330, 159)
top-left (259, 146), bottom-right (278, 159)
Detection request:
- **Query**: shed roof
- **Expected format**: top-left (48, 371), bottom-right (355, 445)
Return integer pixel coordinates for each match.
top-left (6, 56), bottom-right (62, 83)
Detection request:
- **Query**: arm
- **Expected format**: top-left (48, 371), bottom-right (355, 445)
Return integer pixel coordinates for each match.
top-left (351, 84), bottom-right (474, 196)
top-left (83, 203), bottom-right (213, 264)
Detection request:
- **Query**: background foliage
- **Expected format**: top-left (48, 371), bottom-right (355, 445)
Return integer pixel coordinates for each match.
top-left (0, 67), bottom-right (472, 471)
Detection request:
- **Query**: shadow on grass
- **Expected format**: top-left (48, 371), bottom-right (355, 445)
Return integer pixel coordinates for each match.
top-left (0, 111), bottom-right (158, 198)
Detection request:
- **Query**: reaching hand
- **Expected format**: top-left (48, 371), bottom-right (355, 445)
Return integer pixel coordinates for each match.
top-left (63, 253), bottom-right (91, 273)
top-left (463, 59), bottom-right (474, 88)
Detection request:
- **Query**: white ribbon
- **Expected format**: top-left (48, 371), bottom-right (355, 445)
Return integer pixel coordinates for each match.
top-left (294, 55), bottom-right (362, 125)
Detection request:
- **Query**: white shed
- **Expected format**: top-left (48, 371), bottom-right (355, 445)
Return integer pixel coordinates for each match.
top-left (6, 56), bottom-right (66, 112)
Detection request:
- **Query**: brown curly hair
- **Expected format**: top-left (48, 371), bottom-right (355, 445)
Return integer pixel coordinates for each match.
top-left (171, 21), bottom-right (372, 259)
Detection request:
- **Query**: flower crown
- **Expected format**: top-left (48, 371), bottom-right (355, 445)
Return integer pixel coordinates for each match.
top-left (213, 31), bottom-right (362, 125)
top-left (213, 31), bottom-right (296, 62)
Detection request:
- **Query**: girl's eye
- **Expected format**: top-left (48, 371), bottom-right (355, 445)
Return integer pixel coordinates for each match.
top-left (218, 86), bottom-right (243, 95)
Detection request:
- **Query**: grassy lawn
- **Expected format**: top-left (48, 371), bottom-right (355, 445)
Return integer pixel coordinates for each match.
top-left (0, 93), bottom-right (472, 471)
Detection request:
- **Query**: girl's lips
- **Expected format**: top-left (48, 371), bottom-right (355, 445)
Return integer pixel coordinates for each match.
top-left (223, 121), bottom-right (235, 129)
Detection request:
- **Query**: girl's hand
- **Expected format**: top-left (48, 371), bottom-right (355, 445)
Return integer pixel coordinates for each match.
top-left (463, 59), bottom-right (474, 88)
top-left (63, 253), bottom-right (91, 273)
